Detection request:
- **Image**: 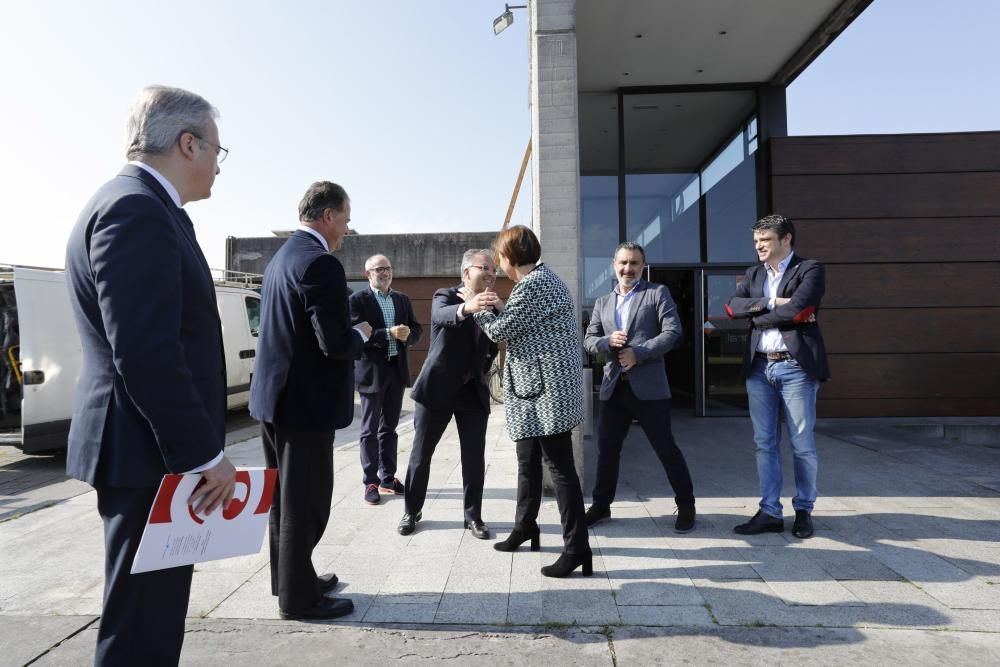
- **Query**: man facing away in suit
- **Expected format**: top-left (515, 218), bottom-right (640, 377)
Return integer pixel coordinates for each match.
top-left (249, 181), bottom-right (372, 620)
top-left (397, 249), bottom-right (501, 539)
top-left (349, 254), bottom-right (423, 505)
top-left (583, 242), bottom-right (697, 533)
top-left (64, 85), bottom-right (237, 665)
top-left (726, 214), bottom-right (829, 539)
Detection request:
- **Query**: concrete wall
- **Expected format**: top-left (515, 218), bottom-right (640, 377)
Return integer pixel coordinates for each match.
top-left (530, 0), bottom-right (582, 307)
top-left (226, 232), bottom-right (501, 281)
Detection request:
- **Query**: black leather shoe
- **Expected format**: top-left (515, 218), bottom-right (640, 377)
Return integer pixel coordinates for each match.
top-left (674, 505), bottom-right (696, 533)
top-left (397, 511), bottom-right (422, 536)
top-left (317, 573), bottom-right (339, 592)
top-left (493, 526), bottom-right (541, 552)
top-left (584, 505), bottom-right (611, 527)
top-left (541, 550), bottom-right (593, 578)
top-left (734, 510), bottom-right (784, 535)
top-left (279, 596), bottom-right (354, 620)
top-left (792, 510), bottom-right (814, 539)
top-left (465, 520), bottom-right (490, 540)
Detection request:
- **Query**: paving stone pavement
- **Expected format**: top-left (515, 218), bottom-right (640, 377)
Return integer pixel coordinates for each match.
top-left (2, 398), bottom-right (1000, 665)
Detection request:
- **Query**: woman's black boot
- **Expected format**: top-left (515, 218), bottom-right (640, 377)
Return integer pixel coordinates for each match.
top-left (493, 526), bottom-right (541, 552)
top-left (540, 550), bottom-right (593, 578)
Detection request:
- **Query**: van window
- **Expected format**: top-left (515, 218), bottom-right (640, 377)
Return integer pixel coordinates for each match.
top-left (245, 297), bottom-right (260, 336)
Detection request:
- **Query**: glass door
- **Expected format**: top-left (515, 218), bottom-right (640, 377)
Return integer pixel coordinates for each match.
top-left (701, 271), bottom-right (749, 415)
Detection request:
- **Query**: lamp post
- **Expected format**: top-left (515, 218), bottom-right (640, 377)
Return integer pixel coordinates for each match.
top-left (492, 3), bottom-right (527, 35)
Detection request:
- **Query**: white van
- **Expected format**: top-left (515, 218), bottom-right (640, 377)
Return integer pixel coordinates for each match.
top-left (0, 266), bottom-right (261, 454)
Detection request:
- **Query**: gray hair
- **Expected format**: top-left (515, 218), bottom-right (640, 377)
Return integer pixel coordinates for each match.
top-left (125, 85), bottom-right (219, 160)
top-left (364, 254), bottom-right (390, 271)
top-left (460, 248), bottom-right (493, 276)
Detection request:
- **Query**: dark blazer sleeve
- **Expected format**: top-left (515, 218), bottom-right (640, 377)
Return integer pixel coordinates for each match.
top-left (726, 267), bottom-right (770, 319)
top-left (751, 261), bottom-right (825, 329)
top-left (350, 291), bottom-right (386, 350)
top-left (631, 286), bottom-right (683, 364)
top-left (89, 194), bottom-right (220, 472)
top-left (583, 296), bottom-right (611, 355)
top-left (302, 254), bottom-right (364, 360)
top-left (432, 288), bottom-right (466, 327)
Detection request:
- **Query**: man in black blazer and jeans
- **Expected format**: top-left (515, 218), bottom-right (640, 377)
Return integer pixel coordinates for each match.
top-left (727, 214), bottom-right (830, 540)
top-left (397, 249), bottom-right (500, 539)
top-left (250, 181), bottom-right (372, 619)
top-left (65, 85), bottom-right (237, 665)
top-left (350, 255), bottom-right (422, 505)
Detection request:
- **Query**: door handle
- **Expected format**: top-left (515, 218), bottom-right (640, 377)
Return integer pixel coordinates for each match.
top-left (23, 370), bottom-right (45, 385)
top-left (239, 349), bottom-right (255, 359)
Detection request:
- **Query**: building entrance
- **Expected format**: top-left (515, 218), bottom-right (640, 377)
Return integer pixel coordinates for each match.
top-left (648, 268), bottom-right (696, 410)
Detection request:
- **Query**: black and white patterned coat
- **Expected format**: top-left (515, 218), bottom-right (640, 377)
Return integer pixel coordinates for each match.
top-left (474, 264), bottom-right (584, 441)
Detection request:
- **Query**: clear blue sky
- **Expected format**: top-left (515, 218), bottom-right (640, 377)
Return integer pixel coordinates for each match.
top-left (2, 0), bottom-right (997, 270)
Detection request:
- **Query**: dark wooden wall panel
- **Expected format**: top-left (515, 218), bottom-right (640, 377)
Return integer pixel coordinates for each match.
top-left (820, 308), bottom-right (1000, 354)
top-left (821, 354), bottom-right (1000, 400)
top-left (794, 218), bottom-right (1000, 263)
top-left (770, 133), bottom-right (1000, 417)
top-left (773, 172), bottom-right (1000, 219)
top-left (818, 398), bottom-right (1000, 418)
top-left (821, 263), bottom-right (1000, 309)
top-left (771, 132), bottom-right (1000, 175)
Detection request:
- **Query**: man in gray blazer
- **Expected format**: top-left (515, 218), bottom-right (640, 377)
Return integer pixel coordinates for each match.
top-left (583, 242), bottom-right (696, 532)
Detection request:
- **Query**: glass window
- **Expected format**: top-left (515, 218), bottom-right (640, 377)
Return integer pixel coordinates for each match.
top-left (244, 296), bottom-right (260, 336)
top-left (625, 173), bottom-right (700, 263)
top-left (704, 118), bottom-right (759, 263)
top-left (580, 175), bottom-right (619, 305)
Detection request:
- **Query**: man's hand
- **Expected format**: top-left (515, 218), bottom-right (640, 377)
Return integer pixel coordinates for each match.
top-left (774, 297), bottom-right (791, 306)
top-left (459, 289), bottom-right (501, 314)
top-left (188, 455), bottom-right (236, 516)
top-left (608, 330), bottom-right (628, 349)
top-left (390, 324), bottom-right (411, 342)
top-left (618, 347), bottom-right (638, 371)
top-left (356, 320), bottom-right (373, 338)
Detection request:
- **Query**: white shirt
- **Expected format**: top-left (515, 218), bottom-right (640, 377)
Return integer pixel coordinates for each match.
top-left (613, 281), bottom-right (640, 331)
top-left (757, 252), bottom-right (794, 353)
top-left (129, 161), bottom-right (182, 208)
top-left (126, 163), bottom-right (222, 472)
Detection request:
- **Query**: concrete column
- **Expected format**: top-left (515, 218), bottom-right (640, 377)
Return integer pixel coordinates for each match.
top-left (529, 0), bottom-right (587, 490)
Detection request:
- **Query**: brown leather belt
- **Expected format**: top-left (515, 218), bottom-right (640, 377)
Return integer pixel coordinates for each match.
top-left (755, 351), bottom-right (793, 361)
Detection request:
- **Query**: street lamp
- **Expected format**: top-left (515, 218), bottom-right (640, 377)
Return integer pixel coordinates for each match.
top-left (493, 4), bottom-right (527, 35)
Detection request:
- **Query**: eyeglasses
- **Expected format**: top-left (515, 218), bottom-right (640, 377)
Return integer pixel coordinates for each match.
top-left (467, 264), bottom-right (496, 273)
top-left (369, 266), bottom-right (392, 274)
top-left (190, 133), bottom-right (229, 163)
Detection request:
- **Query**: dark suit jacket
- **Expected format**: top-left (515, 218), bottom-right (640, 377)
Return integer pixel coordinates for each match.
top-left (726, 253), bottom-right (831, 381)
top-left (64, 164), bottom-right (225, 487)
top-left (349, 288), bottom-right (423, 392)
top-left (410, 286), bottom-right (498, 413)
top-left (249, 231), bottom-right (364, 431)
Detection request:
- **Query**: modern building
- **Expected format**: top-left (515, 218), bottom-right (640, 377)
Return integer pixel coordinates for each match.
top-left (228, 1), bottom-right (999, 420)
top-left (522, 0), bottom-right (999, 417)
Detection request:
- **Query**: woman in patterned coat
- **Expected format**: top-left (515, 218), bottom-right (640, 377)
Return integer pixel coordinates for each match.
top-left (470, 225), bottom-right (591, 578)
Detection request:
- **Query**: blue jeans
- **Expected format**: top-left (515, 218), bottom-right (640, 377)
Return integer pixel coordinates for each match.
top-left (746, 356), bottom-right (819, 517)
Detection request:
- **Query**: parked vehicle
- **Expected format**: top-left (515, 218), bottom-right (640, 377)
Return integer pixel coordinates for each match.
top-left (0, 265), bottom-right (261, 454)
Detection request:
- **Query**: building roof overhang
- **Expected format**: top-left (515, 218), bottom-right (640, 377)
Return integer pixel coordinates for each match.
top-left (575, 0), bottom-right (873, 92)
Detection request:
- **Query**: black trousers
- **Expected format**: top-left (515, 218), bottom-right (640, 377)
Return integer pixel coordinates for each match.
top-left (591, 380), bottom-right (695, 508)
top-left (94, 484), bottom-right (193, 667)
top-left (404, 394), bottom-right (488, 523)
top-left (359, 372), bottom-right (404, 485)
top-left (514, 430), bottom-right (590, 555)
top-left (261, 421), bottom-right (335, 611)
